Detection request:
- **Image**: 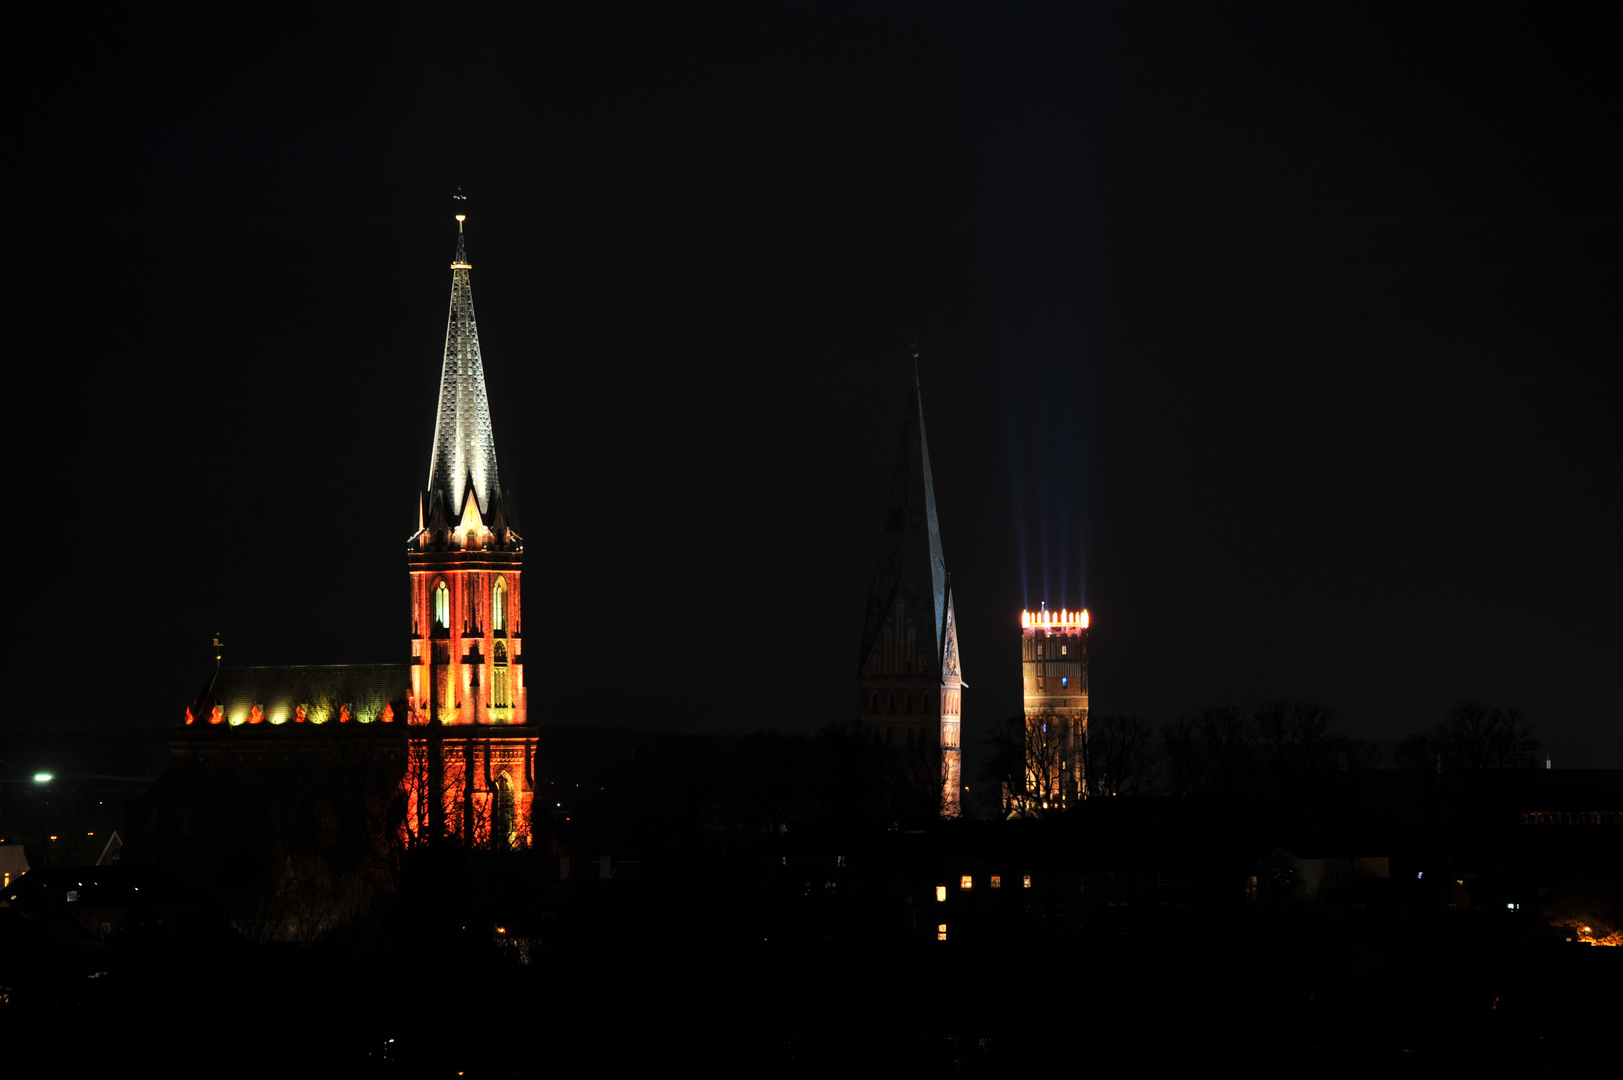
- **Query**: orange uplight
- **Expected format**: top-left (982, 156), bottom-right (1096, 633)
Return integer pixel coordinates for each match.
top-left (209, 705), bottom-right (224, 725)
top-left (380, 703), bottom-right (395, 724)
top-left (339, 704), bottom-right (352, 723)
top-left (185, 707), bottom-right (195, 726)
top-left (248, 704), bottom-right (264, 725)
top-left (295, 704), bottom-right (307, 723)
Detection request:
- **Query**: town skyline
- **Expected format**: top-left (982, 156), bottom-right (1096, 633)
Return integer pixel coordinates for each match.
top-left (15, 3), bottom-right (1619, 765)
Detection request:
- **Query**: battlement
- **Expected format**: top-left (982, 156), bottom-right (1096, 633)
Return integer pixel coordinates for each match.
top-left (1020, 608), bottom-right (1090, 635)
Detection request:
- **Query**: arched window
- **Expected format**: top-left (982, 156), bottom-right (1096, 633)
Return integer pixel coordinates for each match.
top-left (868, 693), bottom-right (877, 715)
top-left (492, 641), bottom-right (511, 708)
top-left (493, 577), bottom-right (507, 632)
top-left (493, 773), bottom-right (516, 849)
top-left (433, 581), bottom-right (450, 629)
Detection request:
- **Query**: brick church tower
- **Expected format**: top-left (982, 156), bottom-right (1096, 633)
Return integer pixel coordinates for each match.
top-left (857, 353), bottom-right (965, 818)
top-left (405, 214), bottom-right (539, 848)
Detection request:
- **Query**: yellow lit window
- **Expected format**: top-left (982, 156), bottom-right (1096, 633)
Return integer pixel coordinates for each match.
top-left (990, 875), bottom-right (1001, 889)
top-left (937, 924), bottom-right (947, 941)
top-left (960, 875), bottom-right (973, 890)
top-left (1022, 875), bottom-right (1032, 888)
top-left (935, 885), bottom-right (947, 902)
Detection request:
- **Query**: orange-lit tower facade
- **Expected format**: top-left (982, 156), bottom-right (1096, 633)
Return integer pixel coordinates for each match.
top-left (404, 215), bottom-right (538, 848)
top-left (1020, 606), bottom-right (1089, 807)
top-left (857, 354), bottom-right (965, 817)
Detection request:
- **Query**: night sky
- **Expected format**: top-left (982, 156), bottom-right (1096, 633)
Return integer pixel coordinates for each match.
top-left (19, 3), bottom-right (1620, 763)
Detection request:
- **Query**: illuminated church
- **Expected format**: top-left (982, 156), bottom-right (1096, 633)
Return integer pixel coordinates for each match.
top-left (856, 356), bottom-right (965, 817)
top-left (177, 215), bottom-right (538, 850)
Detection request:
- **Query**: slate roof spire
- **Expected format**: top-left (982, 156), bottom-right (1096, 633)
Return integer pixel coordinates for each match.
top-left (858, 346), bottom-right (950, 676)
top-left (427, 214), bottom-right (501, 519)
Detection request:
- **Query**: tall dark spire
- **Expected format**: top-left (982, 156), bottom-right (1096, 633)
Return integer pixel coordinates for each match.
top-left (427, 214), bottom-right (501, 519)
top-left (858, 356), bottom-right (949, 676)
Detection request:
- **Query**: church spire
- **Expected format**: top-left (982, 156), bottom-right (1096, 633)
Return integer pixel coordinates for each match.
top-left (426, 213), bottom-right (501, 521)
top-left (858, 352), bottom-right (950, 676)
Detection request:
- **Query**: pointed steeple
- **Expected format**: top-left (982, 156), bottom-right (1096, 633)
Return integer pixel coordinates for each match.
top-left (427, 214), bottom-right (501, 522)
top-left (858, 350), bottom-right (950, 676)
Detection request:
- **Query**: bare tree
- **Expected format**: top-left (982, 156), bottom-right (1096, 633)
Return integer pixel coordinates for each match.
top-left (980, 713), bottom-right (1077, 817)
top-left (1079, 714), bottom-right (1160, 796)
top-left (1397, 699), bottom-right (1537, 793)
top-left (1163, 706), bottom-right (1253, 800)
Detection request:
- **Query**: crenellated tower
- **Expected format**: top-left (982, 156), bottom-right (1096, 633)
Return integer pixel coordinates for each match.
top-left (857, 351), bottom-right (964, 817)
top-left (1020, 606), bottom-right (1090, 808)
top-left (404, 214), bottom-right (537, 848)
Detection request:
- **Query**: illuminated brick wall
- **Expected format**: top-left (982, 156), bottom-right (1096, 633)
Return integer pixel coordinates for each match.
top-left (1021, 609), bottom-right (1090, 807)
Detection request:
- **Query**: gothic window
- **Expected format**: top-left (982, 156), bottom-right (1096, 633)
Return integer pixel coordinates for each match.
top-left (906, 693), bottom-right (913, 714)
top-left (493, 773), bottom-right (516, 849)
top-left (907, 728), bottom-right (916, 747)
top-left (888, 693), bottom-right (896, 713)
top-left (493, 641), bottom-right (511, 708)
top-left (433, 581), bottom-right (450, 629)
top-left (869, 693), bottom-right (877, 714)
top-left (493, 577), bottom-right (507, 632)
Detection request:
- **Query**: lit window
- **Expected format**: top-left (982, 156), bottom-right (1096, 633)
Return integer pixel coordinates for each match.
top-left (937, 923), bottom-right (947, 942)
top-left (1061, 645), bottom-right (1067, 656)
top-left (492, 641), bottom-right (511, 708)
top-left (433, 581), bottom-right (450, 629)
top-left (493, 578), bottom-right (507, 631)
top-left (990, 875), bottom-right (1001, 888)
top-left (935, 885), bottom-right (946, 902)
top-left (960, 875), bottom-right (973, 890)
top-left (1022, 875), bottom-right (1031, 889)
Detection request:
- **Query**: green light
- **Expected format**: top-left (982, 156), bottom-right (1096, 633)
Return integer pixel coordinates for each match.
top-left (33, 772), bottom-right (53, 783)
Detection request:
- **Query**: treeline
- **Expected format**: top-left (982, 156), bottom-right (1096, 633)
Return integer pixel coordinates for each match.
top-left (979, 698), bottom-right (1539, 819)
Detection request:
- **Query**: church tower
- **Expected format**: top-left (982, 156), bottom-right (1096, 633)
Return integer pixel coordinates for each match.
top-left (404, 214), bottom-right (538, 848)
top-left (857, 353), bottom-right (964, 817)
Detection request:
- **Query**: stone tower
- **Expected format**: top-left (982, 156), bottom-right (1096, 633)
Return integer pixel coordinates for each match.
top-left (405, 214), bottom-right (538, 848)
top-left (1020, 606), bottom-right (1089, 808)
top-left (857, 354), bottom-right (964, 817)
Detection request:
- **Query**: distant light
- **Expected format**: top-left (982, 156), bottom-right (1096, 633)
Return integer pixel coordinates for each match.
top-left (33, 772), bottom-right (52, 783)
